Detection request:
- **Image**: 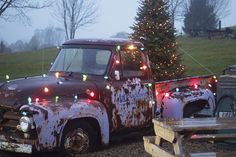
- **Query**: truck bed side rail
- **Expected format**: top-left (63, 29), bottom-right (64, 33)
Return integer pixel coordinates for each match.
top-left (155, 75), bottom-right (217, 104)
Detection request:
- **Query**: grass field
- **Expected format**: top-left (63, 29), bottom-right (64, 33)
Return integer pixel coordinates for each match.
top-left (0, 48), bottom-right (58, 81)
top-left (178, 38), bottom-right (236, 75)
top-left (178, 37), bottom-right (236, 76)
top-left (0, 38), bottom-right (235, 81)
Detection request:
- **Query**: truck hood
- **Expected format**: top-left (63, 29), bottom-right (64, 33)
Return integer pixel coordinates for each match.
top-left (0, 76), bottom-right (97, 110)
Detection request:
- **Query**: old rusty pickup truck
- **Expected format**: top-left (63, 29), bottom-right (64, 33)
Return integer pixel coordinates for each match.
top-left (0, 39), bottom-right (217, 156)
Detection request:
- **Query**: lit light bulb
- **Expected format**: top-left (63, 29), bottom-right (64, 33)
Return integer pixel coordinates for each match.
top-left (176, 88), bottom-right (180, 92)
top-left (164, 93), bottom-right (170, 97)
top-left (90, 92), bottom-right (95, 97)
top-left (148, 83), bottom-right (152, 87)
top-left (106, 85), bottom-right (111, 90)
top-left (128, 45), bottom-right (135, 50)
top-left (35, 98), bottom-right (40, 103)
top-left (194, 84), bottom-right (198, 89)
top-left (44, 87), bottom-right (49, 93)
top-left (74, 95), bottom-right (78, 100)
top-left (55, 72), bottom-right (60, 78)
top-left (140, 65), bottom-right (148, 70)
top-left (55, 96), bottom-right (59, 102)
top-left (28, 97), bottom-right (32, 105)
top-left (117, 45), bottom-right (121, 51)
top-left (22, 111), bottom-right (27, 116)
top-left (82, 75), bottom-right (88, 82)
top-left (115, 60), bottom-right (120, 64)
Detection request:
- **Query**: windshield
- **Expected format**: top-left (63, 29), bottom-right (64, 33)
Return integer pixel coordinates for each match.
top-left (50, 48), bottom-right (111, 75)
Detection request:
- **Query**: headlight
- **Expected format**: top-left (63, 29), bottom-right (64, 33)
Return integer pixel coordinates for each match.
top-left (19, 116), bottom-right (32, 132)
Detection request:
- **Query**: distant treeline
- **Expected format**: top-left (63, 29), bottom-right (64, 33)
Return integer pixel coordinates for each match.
top-left (0, 27), bottom-right (65, 53)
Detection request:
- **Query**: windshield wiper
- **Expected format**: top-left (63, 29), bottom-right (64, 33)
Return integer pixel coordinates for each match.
top-left (65, 52), bottom-right (79, 72)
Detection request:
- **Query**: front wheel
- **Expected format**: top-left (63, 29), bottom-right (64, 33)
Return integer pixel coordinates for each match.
top-left (61, 121), bottom-right (98, 156)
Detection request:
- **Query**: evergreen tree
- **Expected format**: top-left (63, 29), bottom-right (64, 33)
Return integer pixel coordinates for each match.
top-left (131, 0), bottom-right (184, 81)
top-left (183, 0), bottom-right (218, 36)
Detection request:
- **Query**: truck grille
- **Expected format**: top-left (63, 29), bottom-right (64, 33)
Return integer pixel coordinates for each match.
top-left (0, 110), bottom-right (20, 132)
top-left (0, 109), bottom-right (37, 141)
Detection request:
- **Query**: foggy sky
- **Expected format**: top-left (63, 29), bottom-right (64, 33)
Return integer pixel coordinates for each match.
top-left (0, 0), bottom-right (236, 44)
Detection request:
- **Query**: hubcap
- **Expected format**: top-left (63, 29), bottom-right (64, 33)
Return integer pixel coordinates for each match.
top-left (64, 128), bottom-right (89, 155)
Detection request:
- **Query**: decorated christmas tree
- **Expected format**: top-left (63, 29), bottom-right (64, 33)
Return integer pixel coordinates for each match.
top-left (131, 0), bottom-right (184, 81)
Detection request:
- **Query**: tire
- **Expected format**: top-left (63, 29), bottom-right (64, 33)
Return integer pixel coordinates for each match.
top-left (61, 121), bottom-right (98, 157)
top-left (214, 96), bottom-right (236, 118)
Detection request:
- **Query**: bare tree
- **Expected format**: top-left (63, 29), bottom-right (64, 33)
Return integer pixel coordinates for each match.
top-left (0, 0), bottom-right (52, 22)
top-left (56, 0), bottom-right (98, 40)
top-left (208, 0), bottom-right (230, 19)
top-left (183, 0), bottom-right (230, 20)
top-left (165, 0), bottom-right (185, 24)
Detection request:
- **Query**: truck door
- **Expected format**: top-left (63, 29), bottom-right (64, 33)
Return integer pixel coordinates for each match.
top-left (109, 47), bottom-right (154, 131)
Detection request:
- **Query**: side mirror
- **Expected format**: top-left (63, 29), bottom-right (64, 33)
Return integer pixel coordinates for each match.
top-left (114, 70), bottom-right (120, 81)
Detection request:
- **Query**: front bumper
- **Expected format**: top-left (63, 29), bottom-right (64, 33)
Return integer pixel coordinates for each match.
top-left (0, 141), bottom-right (32, 154)
top-left (0, 131), bottom-right (35, 154)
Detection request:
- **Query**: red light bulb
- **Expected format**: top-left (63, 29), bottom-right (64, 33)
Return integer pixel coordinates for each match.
top-left (164, 93), bottom-right (170, 97)
top-left (140, 65), bottom-right (148, 70)
top-left (115, 60), bottom-right (120, 64)
top-left (35, 98), bottom-right (40, 103)
top-left (90, 92), bottom-right (95, 97)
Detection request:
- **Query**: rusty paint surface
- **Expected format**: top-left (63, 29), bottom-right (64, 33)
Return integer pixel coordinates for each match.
top-left (110, 78), bottom-right (153, 131)
top-left (160, 88), bottom-right (215, 119)
top-left (20, 99), bottom-right (109, 151)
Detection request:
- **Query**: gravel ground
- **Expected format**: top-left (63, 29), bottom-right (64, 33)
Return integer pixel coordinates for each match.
top-left (0, 134), bottom-right (236, 157)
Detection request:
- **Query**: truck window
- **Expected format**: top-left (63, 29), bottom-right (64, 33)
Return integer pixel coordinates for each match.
top-left (50, 48), bottom-right (111, 75)
top-left (120, 50), bottom-right (148, 78)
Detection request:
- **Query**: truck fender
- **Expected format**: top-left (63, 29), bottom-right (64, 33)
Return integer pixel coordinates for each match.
top-left (20, 99), bottom-right (109, 151)
top-left (60, 100), bottom-right (110, 146)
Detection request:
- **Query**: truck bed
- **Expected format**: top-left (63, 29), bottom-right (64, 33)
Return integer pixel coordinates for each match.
top-left (154, 75), bottom-right (217, 117)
